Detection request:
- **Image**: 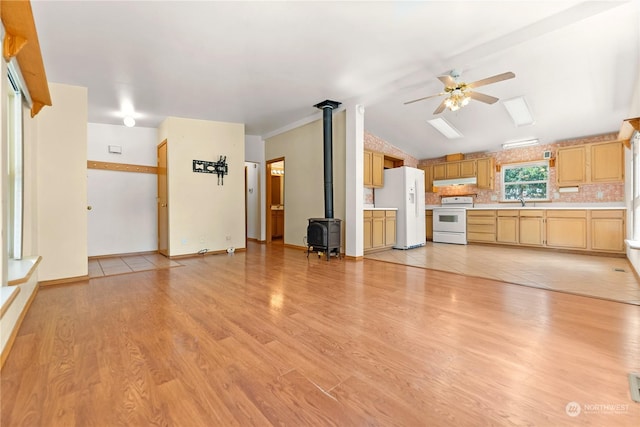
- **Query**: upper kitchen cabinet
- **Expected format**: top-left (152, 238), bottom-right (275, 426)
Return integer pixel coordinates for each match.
top-left (421, 165), bottom-right (434, 193)
top-left (556, 140), bottom-right (623, 186)
top-left (556, 145), bottom-right (586, 185)
top-left (364, 150), bottom-right (384, 188)
top-left (591, 141), bottom-right (623, 182)
top-left (460, 160), bottom-right (476, 178)
top-left (476, 157), bottom-right (494, 189)
top-left (433, 163), bottom-right (446, 180)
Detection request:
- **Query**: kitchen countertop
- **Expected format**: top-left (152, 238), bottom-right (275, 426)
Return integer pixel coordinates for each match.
top-left (426, 204), bottom-right (625, 210)
top-left (364, 207), bottom-right (398, 211)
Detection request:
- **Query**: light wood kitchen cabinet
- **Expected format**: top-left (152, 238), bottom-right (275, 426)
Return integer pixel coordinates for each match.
top-left (385, 210), bottom-right (397, 247)
top-left (364, 209), bottom-right (397, 253)
top-left (467, 210), bottom-right (496, 242)
top-left (372, 211), bottom-right (385, 248)
top-left (364, 150), bottom-right (384, 188)
top-left (556, 140), bottom-right (624, 187)
top-left (546, 210), bottom-right (587, 249)
top-left (421, 165), bottom-right (434, 193)
top-left (445, 162), bottom-right (460, 179)
top-left (363, 210), bottom-right (373, 250)
top-left (496, 210), bottom-right (519, 244)
top-left (591, 141), bottom-right (623, 182)
top-left (460, 160), bottom-right (476, 178)
top-left (557, 145), bottom-right (587, 186)
top-left (433, 163), bottom-right (446, 180)
top-left (519, 210), bottom-right (545, 246)
top-left (425, 210), bottom-right (433, 240)
top-left (591, 210), bottom-right (625, 252)
top-left (476, 157), bottom-right (494, 190)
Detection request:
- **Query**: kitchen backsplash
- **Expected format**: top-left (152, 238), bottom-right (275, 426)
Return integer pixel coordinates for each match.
top-left (363, 130), bottom-right (624, 206)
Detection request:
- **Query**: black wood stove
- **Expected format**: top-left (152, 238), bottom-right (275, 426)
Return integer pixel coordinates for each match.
top-left (306, 99), bottom-right (342, 261)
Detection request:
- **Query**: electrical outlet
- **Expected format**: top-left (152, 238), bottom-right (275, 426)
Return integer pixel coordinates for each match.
top-left (596, 191), bottom-right (604, 199)
top-left (226, 235), bottom-right (232, 241)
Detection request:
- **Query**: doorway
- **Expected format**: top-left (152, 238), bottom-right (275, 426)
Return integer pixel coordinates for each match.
top-left (157, 140), bottom-right (168, 256)
top-left (266, 158), bottom-right (285, 244)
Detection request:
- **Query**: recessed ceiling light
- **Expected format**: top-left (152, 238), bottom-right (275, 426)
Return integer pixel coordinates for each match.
top-left (502, 138), bottom-right (539, 149)
top-left (427, 117), bottom-right (463, 139)
top-left (123, 116), bottom-right (136, 127)
top-left (502, 96), bottom-right (535, 126)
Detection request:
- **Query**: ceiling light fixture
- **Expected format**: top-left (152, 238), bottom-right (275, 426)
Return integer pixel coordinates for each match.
top-left (123, 116), bottom-right (136, 127)
top-left (502, 96), bottom-right (534, 126)
top-left (502, 138), bottom-right (539, 150)
top-left (444, 89), bottom-right (470, 112)
top-left (427, 117), bottom-right (463, 139)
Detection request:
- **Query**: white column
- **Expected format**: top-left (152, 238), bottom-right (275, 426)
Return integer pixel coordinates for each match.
top-left (345, 104), bottom-right (365, 258)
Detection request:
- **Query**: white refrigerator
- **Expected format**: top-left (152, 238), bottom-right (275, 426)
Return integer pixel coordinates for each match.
top-left (375, 166), bottom-right (426, 249)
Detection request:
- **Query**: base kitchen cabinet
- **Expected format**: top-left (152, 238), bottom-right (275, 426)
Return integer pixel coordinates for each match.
top-left (425, 210), bottom-right (433, 241)
top-left (496, 210), bottom-right (519, 244)
top-left (364, 209), bottom-right (397, 253)
top-left (519, 210), bottom-right (545, 246)
top-left (546, 210), bottom-right (587, 249)
top-left (591, 210), bottom-right (625, 252)
top-left (467, 210), bottom-right (496, 242)
top-left (363, 210), bottom-right (373, 250)
top-left (385, 210), bottom-right (397, 247)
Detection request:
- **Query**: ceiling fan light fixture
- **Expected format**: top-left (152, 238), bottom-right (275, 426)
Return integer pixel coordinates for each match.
top-left (502, 138), bottom-right (539, 150)
top-left (428, 117), bottom-right (463, 139)
top-left (503, 96), bottom-right (535, 126)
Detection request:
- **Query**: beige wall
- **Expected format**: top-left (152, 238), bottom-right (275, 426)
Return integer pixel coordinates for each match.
top-left (35, 83), bottom-right (88, 280)
top-left (160, 117), bottom-right (245, 256)
top-left (265, 111), bottom-right (346, 247)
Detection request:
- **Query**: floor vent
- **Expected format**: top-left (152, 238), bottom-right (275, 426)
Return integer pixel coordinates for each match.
top-left (613, 268), bottom-right (626, 272)
top-left (629, 373), bottom-right (640, 403)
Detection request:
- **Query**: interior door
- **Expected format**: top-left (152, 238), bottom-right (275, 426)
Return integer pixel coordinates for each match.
top-left (157, 140), bottom-right (168, 256)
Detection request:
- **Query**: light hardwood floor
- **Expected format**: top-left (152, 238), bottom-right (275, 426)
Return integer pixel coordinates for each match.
top-left (366, 242), bottom-right (640, 305)
top-left (2, 242), bottom-right (639, 426)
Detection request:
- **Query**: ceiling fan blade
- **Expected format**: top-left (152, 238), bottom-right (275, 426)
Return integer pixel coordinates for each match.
top-left (467, 71), bottom-right (515, 89)
top-left (438, 75), bottom-right (456, 88)
top-left (433, 99), bottom-right (447, 114)
top-left (468, 91), bottom-right (499, 104)
top-left (404, 92), bottom-right (445, 105)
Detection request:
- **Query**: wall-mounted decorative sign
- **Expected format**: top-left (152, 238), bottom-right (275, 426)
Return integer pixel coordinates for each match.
top-left (192, 159), bottom-right (216, 174)
top-left (192, 156), bottom-right (229, 185)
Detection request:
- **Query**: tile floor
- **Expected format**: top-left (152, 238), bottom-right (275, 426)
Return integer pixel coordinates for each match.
top-left (89, 253), bottom-right (181, 278)
top-left (365, 242), bottom-right (640, 305)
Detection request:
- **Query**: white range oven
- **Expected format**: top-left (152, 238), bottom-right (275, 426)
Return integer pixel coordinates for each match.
top-left (432, 196), bottom-right (474, 244)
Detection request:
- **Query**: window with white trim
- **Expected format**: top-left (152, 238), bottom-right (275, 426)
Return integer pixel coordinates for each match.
top-left (501, 160), bottom-right (550, 201)
top-left (632, 133), bottom-right (640, 240)
top-left (7, 68), bottom-right (24, 260)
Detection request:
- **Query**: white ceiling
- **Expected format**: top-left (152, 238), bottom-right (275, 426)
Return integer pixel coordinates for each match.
top-left (32, 1), bottom-right (639, 159)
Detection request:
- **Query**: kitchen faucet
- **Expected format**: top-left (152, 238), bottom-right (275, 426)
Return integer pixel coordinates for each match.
top-left (517, 195), bottom-right (526, 207)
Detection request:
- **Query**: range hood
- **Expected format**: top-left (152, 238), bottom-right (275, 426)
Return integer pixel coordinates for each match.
top-left (433, 176), bottom-right (477, 187)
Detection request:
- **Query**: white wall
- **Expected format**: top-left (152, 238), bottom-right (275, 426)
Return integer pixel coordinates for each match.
top-left (87, 123), bottom-right (158, 256)
top-left (265, 111), bottom-right (346, 248)
top-left (160, 117), bottom-right (245, 256)
top-left (36, 83), bottom-right (88, 281)
top-left (244, 135), bottom-right (267, 242)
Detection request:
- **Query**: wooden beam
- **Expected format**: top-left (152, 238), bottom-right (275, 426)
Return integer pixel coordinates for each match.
top-left (1, 0), bottom-right (52, 117)
top-left (87, 160), bottom-right (158, 174)
top-left (619, 117), bottom-right (640, 149)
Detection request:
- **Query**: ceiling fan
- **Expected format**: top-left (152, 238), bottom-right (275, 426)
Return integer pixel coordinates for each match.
top-left (404, 69), bottom-right (515, 114)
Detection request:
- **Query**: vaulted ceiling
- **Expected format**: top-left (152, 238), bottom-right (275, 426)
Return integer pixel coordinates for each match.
top-left (32, 1), bottom-right (639, 159)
